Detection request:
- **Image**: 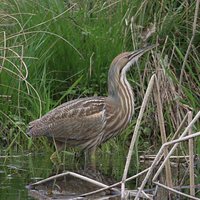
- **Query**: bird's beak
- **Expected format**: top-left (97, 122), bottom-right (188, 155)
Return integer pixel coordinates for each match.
top-left (128, 44), bottom-right (158, 61)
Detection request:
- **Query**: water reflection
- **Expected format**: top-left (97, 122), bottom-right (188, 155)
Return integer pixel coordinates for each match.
top-left (0, 152), bottom-right (52, 200)
top-left (0, 151), bottom-right (126, 200)
top-left (1, 151), bottom-right (199, 199)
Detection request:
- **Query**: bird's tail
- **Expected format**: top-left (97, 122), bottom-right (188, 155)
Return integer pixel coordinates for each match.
top-left (26, 119), bottom-right (44, 137)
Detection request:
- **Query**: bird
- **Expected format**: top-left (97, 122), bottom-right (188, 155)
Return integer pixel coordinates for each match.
top-left (27, 45), bottom-right (156, 164)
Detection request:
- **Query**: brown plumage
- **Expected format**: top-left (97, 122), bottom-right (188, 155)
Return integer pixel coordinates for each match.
top-left (27, 45), bottom-right (155, 157)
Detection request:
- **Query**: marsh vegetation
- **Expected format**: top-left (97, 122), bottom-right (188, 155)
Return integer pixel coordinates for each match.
top-left (0, 0), bottom-right (200, 199)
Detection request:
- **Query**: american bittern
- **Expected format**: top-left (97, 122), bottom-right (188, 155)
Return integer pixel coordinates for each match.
top-left (27, 45), bottom-right (155, 162)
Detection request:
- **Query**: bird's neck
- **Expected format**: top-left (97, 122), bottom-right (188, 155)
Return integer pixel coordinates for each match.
top-left (108, 67), bottom-right (134, 118)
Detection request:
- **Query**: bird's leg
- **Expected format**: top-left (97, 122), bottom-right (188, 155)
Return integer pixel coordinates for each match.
top-left (84, 147), bottom-right (97, 170)
top-left (50, 139), bottom-right (65, 164)
top-left (90, 147), bottom-right (96, 165)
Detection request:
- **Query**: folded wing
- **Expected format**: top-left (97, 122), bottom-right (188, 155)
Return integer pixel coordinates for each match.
top-left (27, 97), bottom-right (106, 147)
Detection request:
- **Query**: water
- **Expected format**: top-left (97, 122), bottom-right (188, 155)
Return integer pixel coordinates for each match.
top-left (0, 152), bottom-right (53, 200)
top-left (0, 151), bottom-right (126, 200)
top-left (1, 151), bottom-right (199, 199)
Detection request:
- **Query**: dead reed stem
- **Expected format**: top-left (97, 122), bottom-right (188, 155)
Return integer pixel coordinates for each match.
top-left (140, 155), bottom-right (192, 160)
top-left (121, 74), bottom-right (156, 199)
top-left (188, 111), bottom-right (195, 196)
top-left (154, 76), bottom-right (173, 189)
top-left (153, 111), bottom-right (200, 181)
top-left (154, 181), bottom-right (199, 200)
top-left (135, 111), bottom-right (200, 199)
top-left (29, 171), bottom-right (119, 193)
top-left (1, 31), bottom-right (6, 72)
top-left (81, 168), bottom-right (149, 197)
top-left (170, 112), bottom-right (188, 141)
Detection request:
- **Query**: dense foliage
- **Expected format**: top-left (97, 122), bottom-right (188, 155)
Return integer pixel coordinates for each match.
top-left (0, 0), bottom-right (199, 156)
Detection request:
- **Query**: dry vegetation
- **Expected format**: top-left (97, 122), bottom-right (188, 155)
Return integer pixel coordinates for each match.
top-left (0, 0), bottom-right (200, 199)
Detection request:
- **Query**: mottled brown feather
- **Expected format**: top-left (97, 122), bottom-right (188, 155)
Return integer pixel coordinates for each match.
top-left (28, 97), bottom-right (109, 148)
top-left (27, 46), bottom-right (155, 152)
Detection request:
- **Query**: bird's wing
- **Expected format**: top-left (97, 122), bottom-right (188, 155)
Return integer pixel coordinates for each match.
top-left (28, 97), bottom-right (106, 142)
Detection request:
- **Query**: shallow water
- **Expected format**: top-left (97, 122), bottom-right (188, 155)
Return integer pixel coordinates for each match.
top-left (0, 151), bottom-right (125, 200)
top-left (1, 151), bottom-right (199, 199)
top-left (0, 152), bottom-right (53, 200)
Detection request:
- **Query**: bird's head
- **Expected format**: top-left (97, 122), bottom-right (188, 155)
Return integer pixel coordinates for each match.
top-left (108, 45), bottom-right (157, 98)
top-left (109, 45), bottom-right (157, 76)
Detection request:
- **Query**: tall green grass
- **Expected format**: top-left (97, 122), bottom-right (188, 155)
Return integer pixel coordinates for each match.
top-left (0, 0), bottom-right (199, 158)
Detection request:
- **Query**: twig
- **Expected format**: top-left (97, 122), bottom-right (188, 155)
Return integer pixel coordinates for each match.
top-left (153, 130), bottom-right (200, 182)
top-left (152, 111), bottom-right (200, 181)
top-left (28, 171), bottom-right (118, 193)
top-left (154, 181), bottom-right (200, 200)
top-left (188, 112), bottom-right (195, 196)
top-left (140, 155), bottom-right (194, 161)
top-left (140, 113), bottom-right (189, 164)
top-left (121, 74), bottom-right (156, 199)
top-left (1, 31), bottom-right (6, 72)
top-left (170, 112), bottom-right (189, 141)
top-left (81, 168), bottom-right (149, 197)
top-left (154, 76), bottom-right (173, 189)
top-left (134, 146), bottom-right (164, 199)
top-left (141, 190), bottom-right (153, 199)
top-left (179, 0), bottom-right (200, 88)
top-left (135, 131), bottom-right (200, 200)
top-left (135, 111), bottom-right (200, 199)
